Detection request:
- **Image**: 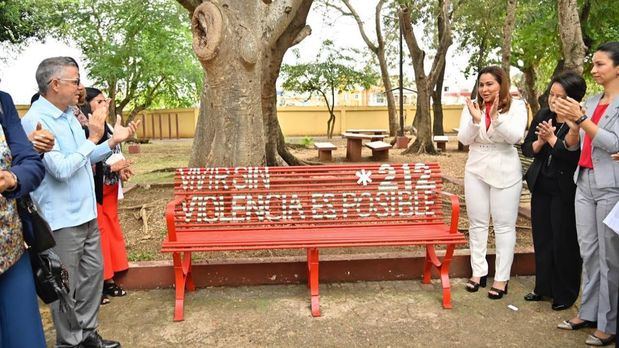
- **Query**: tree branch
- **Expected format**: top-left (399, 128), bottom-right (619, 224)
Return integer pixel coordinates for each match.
top-left (291, 25), bottom-right (311, 47)
top-left (374, 0), bottom-right (386, 51)
top-left (428, 0), bottom-right (453, 89)
top-left (399, 5), bottom-right (425, 74)
top-left (177, 0), bottom-right (202, 13)
top-left (265, 0), bottom-right (306, 46)
top-left (340, 0), bottom-right (378, 53)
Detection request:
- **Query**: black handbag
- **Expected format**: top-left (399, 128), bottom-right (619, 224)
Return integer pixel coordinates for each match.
top-left (16, 195), bottom-right (56, 252)
top-left (16, 197), bottom-right (70, 304)
top-left (29, 250), bottom-right (70, 304)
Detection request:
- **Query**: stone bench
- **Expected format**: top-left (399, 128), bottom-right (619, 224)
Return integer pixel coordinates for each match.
top-left (433, 135), bottom-right (449, 151)
top-left (364, 141), bottom-right (392, 161)
top-left (314, 142), bottom-right (337, 161)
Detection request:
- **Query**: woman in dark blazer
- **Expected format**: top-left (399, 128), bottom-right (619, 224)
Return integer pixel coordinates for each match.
top-left (0, 90), bottom-right (47, 348)
top-left (521, 72), bottom-right (586, 310)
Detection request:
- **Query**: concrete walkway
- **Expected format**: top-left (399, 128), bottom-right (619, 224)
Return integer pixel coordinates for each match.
top-left (42, 276), bottom-right (589, 347)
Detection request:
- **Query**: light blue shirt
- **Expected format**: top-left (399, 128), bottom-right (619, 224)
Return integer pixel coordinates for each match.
top-left (21, 96), bottom-right (112, 231)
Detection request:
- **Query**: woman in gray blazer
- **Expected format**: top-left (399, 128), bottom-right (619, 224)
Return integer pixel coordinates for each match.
top-left (556, 41), bottom-right (619, 347)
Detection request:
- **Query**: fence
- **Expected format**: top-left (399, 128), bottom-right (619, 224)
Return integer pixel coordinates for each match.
top-left (17, 104), bottom-right (490, 138)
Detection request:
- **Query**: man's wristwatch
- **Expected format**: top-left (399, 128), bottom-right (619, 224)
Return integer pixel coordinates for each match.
top-left (575, 115), bottom-right (588, 125)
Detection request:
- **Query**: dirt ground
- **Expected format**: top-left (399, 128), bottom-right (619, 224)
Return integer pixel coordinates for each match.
top-left (119, 137), bottom-right (534, 262)
top-left (38, 138), bottom-right (571, 347)
top-left (41, 276), bottom-right (587, 347)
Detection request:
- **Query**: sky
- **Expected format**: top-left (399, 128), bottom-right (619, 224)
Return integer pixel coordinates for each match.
top-left (0, 1), bottom-right (476, 105)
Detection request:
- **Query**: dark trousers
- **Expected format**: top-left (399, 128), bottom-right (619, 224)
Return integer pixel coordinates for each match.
top-left (530, 175), bottom-right (582, 305)
top-left (0, 252), bottom-right (46, 348)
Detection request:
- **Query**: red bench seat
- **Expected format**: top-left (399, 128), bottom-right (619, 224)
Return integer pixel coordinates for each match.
top-left (162, 163), bottom-right (465, 321)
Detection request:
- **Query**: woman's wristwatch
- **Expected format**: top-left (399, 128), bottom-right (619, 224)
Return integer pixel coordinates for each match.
top-left (575, 114), bottom-right (588, 125)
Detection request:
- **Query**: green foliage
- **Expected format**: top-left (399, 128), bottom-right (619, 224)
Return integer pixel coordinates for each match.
top-left (300, 136), bottom-right (314, 148)
top-left (281, 40), bottom-right (378, 107)
top-left (56, 0), bottom-right (203, 116)
top-left (0, 0), bottom-right (68, 59)
top-left (452, 0), bottom-right (504, 78)
top-left (281, 40), bottom-right (378, 137)
top-left (0, 0), bottom-right (53, 43)
top-left (457, 0), bottom-right (619, 98)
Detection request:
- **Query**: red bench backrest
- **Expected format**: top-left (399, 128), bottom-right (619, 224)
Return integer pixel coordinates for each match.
top-left (171, 163), bottom-right (445, 235)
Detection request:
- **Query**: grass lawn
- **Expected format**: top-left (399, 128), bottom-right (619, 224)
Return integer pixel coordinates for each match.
top-left (123, 139), bottom-right (192, 184)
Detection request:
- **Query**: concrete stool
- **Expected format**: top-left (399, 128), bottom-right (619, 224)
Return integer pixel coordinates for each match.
top-left (314, 142), bottom-right (337, 161)
top-left (433, 135), bottom-right (449, 151)
top-left (364, 141), bottom-right (392, 161)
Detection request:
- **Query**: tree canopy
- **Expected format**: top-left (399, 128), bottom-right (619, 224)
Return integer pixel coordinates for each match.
top-left (282, 40), bottom-right (378, 138)
top-left (56, 0), bottom-right (203, 120)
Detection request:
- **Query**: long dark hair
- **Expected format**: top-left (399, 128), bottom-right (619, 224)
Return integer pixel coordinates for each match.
top-left (596, 41), bottom-right (619, 66)
top-left (79, 87), bottom-right (103, 117)
top-left (477, 66), bottom-right (512, 113)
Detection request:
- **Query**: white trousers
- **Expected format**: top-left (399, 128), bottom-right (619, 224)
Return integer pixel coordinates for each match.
top-left (464, 172), bottom-right (522, 281)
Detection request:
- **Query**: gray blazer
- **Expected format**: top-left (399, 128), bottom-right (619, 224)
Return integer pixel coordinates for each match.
top-left (572, 93), bottom-right (619, 188)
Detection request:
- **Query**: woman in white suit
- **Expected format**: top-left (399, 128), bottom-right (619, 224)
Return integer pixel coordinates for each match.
top-left (556, 41), bottom-right (619, 347)
top-left (457, 66), bottom-right (528, 299)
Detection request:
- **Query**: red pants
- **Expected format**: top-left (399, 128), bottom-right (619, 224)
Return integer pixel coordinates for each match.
top-left (97, 183), bottom-right (129, 280)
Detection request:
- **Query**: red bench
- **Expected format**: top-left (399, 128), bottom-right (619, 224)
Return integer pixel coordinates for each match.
top-left (162, 163), bottom-right (465, 321)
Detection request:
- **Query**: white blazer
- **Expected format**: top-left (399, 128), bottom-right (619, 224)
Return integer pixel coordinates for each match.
top-left (457, 98), bottom-right (528, 188)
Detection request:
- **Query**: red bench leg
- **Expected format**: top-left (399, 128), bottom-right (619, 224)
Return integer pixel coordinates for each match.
top-left (422, 247), bottom-right (434, 284)
top-left (423, 245), bottom-right (456, 309)
top-left (182, 252), bottom-right (196, 292)
top-left (172, 252), bottom-right (195, 321)
top-left (439, 244), bottom-right (456, 309)
top-left (306, 248), bottom-right (321, 317)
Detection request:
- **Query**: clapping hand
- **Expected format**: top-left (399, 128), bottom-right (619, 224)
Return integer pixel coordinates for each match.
top-left (119, 167), bottom-right (134, 181)
top-left (465, 97), bottom-right (482, 124)
top-left (536, 119), bottom-right (556, 143)
top-left (110, 158), bottom-right (133, 173)
top-left (87, 101), bottom-right (109, 143)
top-left (489, 93), bottom-right (500, 122)
top-left (28, 122), bottom-right (55, 153)
top-left (553, 97), bottom-right (583, 122)
top-left (612, 153), bottom-right (619, 162)
top-left (110, 115), bottom-right (141, 147)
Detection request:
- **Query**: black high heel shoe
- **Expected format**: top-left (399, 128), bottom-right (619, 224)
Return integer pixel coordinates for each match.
top-left (488, 281), bottom-right (509, 300)
top-left (524, 292), bottom-right (542, 301)
top-left (465, 275), bottom-right (487, 292)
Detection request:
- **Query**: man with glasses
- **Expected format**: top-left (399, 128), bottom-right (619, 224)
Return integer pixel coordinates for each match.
top-left (21, 57), bottom-right (139, 348)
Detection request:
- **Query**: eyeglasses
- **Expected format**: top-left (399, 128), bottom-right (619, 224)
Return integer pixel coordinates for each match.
top-left (47, 77), bottom-right (81, 86)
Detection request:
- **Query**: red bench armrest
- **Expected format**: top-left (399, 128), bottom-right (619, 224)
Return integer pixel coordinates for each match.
top-left (439, 191), bottom-right (460, 234)
top-left (165, 196), bottom-right (186, 242)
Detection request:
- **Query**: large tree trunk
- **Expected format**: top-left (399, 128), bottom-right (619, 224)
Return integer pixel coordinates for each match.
top-left (522, 64), bottom-right (539, 116)
top-left (379, 48), bottom-right (398, 137)
top-left (186, 0), bottom-right (313, 167)
top-left (408, 84), bottom-right (435, 154)
top-left (432, 62), bottom-right (445, 136)
top-left (557, 0), bottom-right (586, 74)
top-left (261, 2), bottom-right (314, 166)
top-left (399, 0), bottom-right (452, 155)
top-left (501, 0), bottom-right (517, 81)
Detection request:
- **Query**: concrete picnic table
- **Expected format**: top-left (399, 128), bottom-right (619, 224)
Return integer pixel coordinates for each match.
top-left (346, 128), bottom-right (388, 135)
top-left (341, 132), bottom-right (386, 162)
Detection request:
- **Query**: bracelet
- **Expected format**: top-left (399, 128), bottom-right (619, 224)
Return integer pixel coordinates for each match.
top-left (575, 115), bottom-right (588, 125)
